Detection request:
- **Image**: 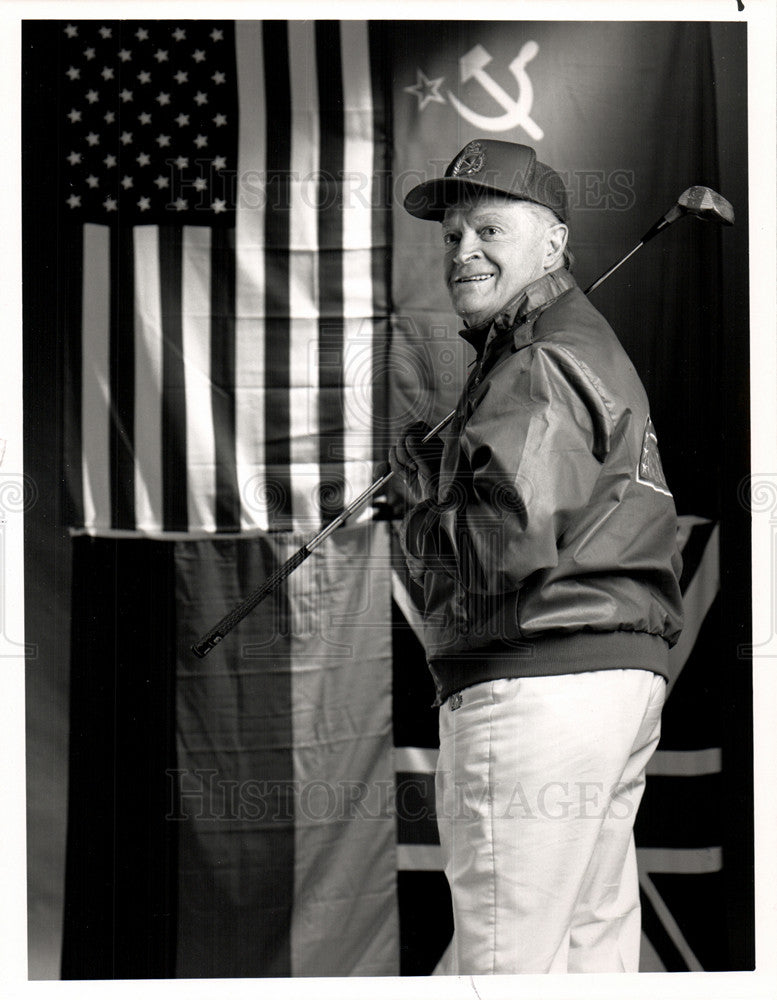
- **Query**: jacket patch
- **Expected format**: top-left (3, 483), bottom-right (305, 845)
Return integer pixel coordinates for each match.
top-left (637, 416), bottom-right (672, 497)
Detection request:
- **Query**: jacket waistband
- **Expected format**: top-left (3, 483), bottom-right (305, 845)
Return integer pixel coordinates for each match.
top-left (429, 630), bottom-right (670, 706)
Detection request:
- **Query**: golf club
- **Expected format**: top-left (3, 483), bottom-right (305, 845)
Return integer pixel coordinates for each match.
top-left (191, 185), bottom-right (734, 658)
top-left (585, 185), bottom-right (734, 294)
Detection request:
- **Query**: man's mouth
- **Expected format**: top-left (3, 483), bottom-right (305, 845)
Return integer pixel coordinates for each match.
top-left (454, 273), bottom-right (494, 284)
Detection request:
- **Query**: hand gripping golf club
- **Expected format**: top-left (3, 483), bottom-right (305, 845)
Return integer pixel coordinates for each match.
top-left (191, 184), bottom-right (734, 658)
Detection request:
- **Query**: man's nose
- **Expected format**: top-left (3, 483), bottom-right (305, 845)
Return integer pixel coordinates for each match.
top-left (453, 231), bottom-right (482, 264)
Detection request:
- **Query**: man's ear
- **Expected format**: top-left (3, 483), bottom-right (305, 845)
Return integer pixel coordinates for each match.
top-left (544, 223), bottom-right (569, 270)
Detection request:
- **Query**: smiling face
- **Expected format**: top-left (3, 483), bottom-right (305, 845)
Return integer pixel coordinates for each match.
top-left (442, 196), bottom-right (568, 327)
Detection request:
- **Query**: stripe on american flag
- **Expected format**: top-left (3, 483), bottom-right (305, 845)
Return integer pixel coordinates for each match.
top-left (133, 225), bottom-right (164, 530)
top-left (159, 227), bottom-right (188, 532)
top-left (110, 226), bottom-right (136, 529)
top-left (81, 223), bottom-right (110, 529)
top-left (234, 22), bottom-right (266, 530)
top-left (316, 21), bottom-right (346, 522)
top-left (341, 22), bottom-right (377, 515)
top-left (210, 226), bottom-right (239, 530)
top-left (182, 226), bottom-right (214, 531)
top-left (287, 21), bottom-right (319, 529)
top-left (261, 21), bottom-right (293, 532)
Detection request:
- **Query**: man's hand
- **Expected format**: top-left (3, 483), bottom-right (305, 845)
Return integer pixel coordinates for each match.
top-left (389, 421), bottom-right (444, 506)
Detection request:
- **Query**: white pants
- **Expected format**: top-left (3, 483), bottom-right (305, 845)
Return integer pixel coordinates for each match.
top-left (436, 669), bottom-right (666, 974)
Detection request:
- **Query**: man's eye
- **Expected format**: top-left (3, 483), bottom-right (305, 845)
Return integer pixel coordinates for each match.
top-left (481, 226), bottom-right (499, 237)
top-left (442, 233), bottom-right (459, 246)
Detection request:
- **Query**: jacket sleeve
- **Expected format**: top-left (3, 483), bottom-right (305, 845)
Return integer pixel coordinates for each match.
top-left (399, 344), bottom-right (615, 594)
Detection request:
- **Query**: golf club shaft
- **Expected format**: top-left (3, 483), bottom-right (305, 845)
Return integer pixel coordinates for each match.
top-left (190, 195), bottom-right (700, 658)
top-left (582, 202), bottom-right (685, 296)
top-left (583, 242), bottom-right (643, 296)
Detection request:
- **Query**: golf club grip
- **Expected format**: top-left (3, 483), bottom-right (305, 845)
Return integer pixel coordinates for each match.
top-left (190, 544), bottom-right (313, 658)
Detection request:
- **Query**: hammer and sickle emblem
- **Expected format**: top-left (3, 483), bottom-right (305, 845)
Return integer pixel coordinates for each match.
top-left (447, 41), bottom-right (544, 139)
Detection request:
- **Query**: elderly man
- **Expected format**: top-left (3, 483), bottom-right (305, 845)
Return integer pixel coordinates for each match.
top-left (389, 140), bottom-right (683, 975)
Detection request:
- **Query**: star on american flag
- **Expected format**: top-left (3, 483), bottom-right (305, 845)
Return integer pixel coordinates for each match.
top-left (59, 21), bottom-right (237, 221)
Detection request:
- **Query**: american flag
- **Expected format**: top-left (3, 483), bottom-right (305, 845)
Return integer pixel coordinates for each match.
top-left (59, 20), bottom-right (390, 535)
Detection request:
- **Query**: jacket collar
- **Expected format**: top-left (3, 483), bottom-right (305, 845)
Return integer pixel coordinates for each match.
top-left (458, 268), bottom-right (577, 356)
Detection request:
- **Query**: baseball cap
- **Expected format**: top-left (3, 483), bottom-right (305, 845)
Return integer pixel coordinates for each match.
top-left (404, 139), bottom-right (569, 223)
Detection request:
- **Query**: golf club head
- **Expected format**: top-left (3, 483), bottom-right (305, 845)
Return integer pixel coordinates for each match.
top-left (677, 186), bottom-right (735, 226)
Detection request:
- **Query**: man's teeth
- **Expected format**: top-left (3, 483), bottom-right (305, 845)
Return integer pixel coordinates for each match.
top-left (457, 274), bottom-right (492, 282)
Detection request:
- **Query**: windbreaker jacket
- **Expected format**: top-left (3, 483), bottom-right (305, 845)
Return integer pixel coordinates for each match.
top-left (399, 269), bottom-right (684, 705)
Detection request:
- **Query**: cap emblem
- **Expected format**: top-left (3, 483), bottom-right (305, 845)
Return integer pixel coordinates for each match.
top-left (450, 140), bottom-right (485, 177)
